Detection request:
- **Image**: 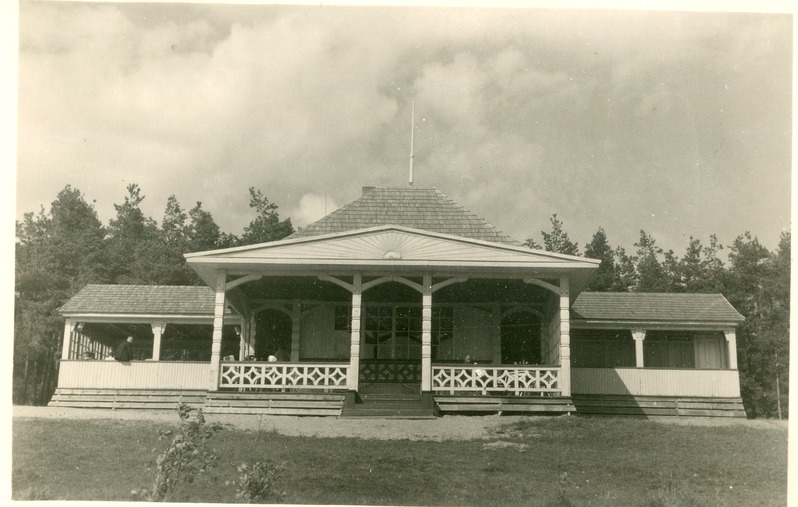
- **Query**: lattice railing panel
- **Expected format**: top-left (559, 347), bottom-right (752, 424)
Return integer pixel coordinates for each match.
top-left (431, 365), bottom-right (561, 396)
top-left (220, 362), bottom-right (348, 390)
top-left (359, 360), bottom-right (421, 383)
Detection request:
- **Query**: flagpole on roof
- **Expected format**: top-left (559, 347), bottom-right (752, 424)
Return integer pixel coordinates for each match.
top-left (409, 100), bottom-right (415, 187)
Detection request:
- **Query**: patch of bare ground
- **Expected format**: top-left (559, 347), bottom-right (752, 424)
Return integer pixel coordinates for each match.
top-left (13, 405), bottom-right (786, 441)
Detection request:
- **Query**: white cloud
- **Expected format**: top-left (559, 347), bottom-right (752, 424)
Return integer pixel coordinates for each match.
top-left (15, 4), bottom-right (791, 251)
top-left (292, 193), bottom-right (338, 228)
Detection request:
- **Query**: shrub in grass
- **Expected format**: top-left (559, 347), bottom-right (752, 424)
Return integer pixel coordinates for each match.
top-left (553, 471), bottom-right (575, 507)
top-left (229, 461), bottom-right (285, 503)
top-left (132, 403), bottom-right (223, 502)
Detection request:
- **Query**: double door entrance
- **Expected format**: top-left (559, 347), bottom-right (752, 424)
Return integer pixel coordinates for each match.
top-left (359, 305), bottom-right (422, 385)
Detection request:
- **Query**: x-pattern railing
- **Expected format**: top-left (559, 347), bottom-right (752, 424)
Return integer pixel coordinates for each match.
top-left (220, 362), bottom-right (348, 390)
top-left (432, 365), bottom-right (560, 396)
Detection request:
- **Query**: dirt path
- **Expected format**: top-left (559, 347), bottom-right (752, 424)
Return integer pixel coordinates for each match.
top-left (12, 406), bottom-right (786, 441)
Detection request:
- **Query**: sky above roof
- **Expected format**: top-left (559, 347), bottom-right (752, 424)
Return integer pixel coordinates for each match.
top-left (15, 2), bottom-right (792, 253)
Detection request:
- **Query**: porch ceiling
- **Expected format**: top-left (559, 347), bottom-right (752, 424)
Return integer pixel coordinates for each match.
top-left (237, 276), bottom-right (550, 305)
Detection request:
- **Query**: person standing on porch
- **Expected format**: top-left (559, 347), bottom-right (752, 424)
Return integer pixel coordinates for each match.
top-left (115, 336), bottom-right (134, 362)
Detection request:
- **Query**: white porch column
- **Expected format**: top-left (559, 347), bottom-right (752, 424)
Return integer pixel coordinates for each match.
top-left (724, 329), bottom-right (738, 370)
top-left (209, 272), bottom-right (227, 391)
top-left (62, 319), bottom-right (76, 360)
top-left (348, 274), bottom-right (362, 391)
top-left (151, 322), bottom-right (166, 361)
top-left (421, 274), bottom-right (433, 392)
top-left (632, 329), bottom-right (646, 368)
top-left (291, 301), bottom-right (301, 362)
top-left (559, 275), bottom-right (571, 397)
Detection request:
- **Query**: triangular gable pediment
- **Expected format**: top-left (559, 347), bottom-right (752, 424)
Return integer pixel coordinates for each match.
top-left (186, 226), bottom-right (597, 268)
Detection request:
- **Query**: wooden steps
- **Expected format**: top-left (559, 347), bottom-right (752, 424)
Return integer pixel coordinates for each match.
top-left (434, 395), bottom-right (575, 415)
top-left (341, 392), bottom-right (436, 419)
top-left (46, 389), bottom-right (746, 419)
top-left (572, 395), bottom-right (747, 418)
top-left (48, 389), bottom-right (206, 409)
top-left (203, 392), bottom-right (346, 416)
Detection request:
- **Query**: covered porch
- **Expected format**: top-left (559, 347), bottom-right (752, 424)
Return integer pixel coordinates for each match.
top-left (183, 225), bottom-right (599, 405)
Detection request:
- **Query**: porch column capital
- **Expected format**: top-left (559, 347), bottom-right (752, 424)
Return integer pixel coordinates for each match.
top-left (724, 329), bottom-right (738, 370)
top-left (151, 322), bottom-right (167, 333)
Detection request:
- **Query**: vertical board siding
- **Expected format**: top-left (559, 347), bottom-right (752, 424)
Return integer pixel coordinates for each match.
top-left (58, 361), bottom-right (209, 389)
top-left (572, 368), bottom-right (741, 397)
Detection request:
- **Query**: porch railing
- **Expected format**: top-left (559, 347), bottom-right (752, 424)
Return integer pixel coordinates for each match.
top-left (432, 365), bottom-right (561, 396)
top-left (219, 362), bottom-right (349, 390)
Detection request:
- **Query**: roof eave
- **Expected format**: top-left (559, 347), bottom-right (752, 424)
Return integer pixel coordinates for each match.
top-left (185, 225), bottom-right (600, 265)
top-left (571, 319), bottom-right (744, 330)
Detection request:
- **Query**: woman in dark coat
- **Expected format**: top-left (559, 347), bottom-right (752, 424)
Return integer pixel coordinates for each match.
top-left (115, 336), bottom-right (134, 362)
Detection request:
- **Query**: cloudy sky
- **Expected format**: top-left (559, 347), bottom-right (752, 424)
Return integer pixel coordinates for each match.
top-left (15, 2), bottom-right (792, 253)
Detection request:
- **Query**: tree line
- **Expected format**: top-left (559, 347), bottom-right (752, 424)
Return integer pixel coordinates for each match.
top-left (526, 215), bottom-right (789, 418)
top-left (14, 187), bottom-right (789, 418)
top-left (14, 184), bottom-right (294, 405)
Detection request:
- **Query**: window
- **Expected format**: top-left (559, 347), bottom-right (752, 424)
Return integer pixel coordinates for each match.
top-left (571, 330), bottom-right (635, 368)
top-left (644, 332), bottom-right (696, 368)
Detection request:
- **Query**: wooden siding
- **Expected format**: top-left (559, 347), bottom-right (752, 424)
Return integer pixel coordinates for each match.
top-left (572, 367), bottom-right (741, 397)
top-left (58, 360), bottom-right (209, 389)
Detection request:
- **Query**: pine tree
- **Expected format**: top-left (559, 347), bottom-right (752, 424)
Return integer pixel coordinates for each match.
top-left (583, 227), bottom-right (621, 291)
top-left (539, 214), bottom-right (579, 255)
top-left (14, 186), bottom-right (109, 404)
top-left (239, 187), bottom-right (294, 246)
top-left (633, 230), bottom-right (670, 292)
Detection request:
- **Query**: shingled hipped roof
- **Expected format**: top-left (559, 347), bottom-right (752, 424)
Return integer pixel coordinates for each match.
top-left (288, 187), bottom-right (518, 245)
top-left (571, 292), bottom-right (744, 325)
top-left (59, 284), bottom-right (216, 316)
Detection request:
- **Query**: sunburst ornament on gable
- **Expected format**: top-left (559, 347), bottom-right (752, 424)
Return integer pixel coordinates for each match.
top-left (383, 250), bottom-right (402, 260)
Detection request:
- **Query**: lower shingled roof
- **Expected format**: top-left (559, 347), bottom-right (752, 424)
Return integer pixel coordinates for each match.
top-left (571, 292), bottom-right (744, 324)
top-left (58, 284), bottom-right (216, 316)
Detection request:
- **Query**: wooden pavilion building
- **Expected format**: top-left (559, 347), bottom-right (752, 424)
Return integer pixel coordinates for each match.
top-left (52, 187), bottom-right (746, 418)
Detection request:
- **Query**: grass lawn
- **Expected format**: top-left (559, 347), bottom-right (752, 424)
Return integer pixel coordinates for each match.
top-left (13, 414), bottom-right (787, 505)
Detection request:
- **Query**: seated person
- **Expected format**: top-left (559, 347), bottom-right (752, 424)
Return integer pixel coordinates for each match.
top-left (275, 346), bottom-right (289, 361)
